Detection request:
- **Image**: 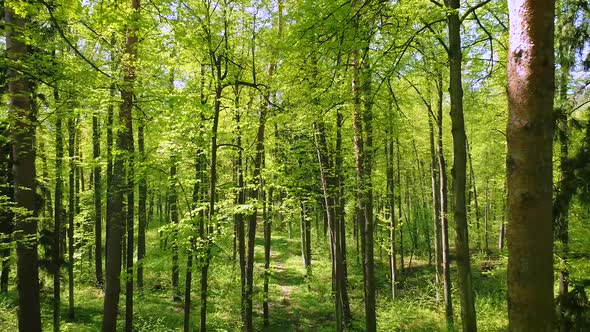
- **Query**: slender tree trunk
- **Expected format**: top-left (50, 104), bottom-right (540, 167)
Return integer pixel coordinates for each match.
top-left (125, 111), bottom-right (135, 332)
top-left (263, 187), bottom-right (271, 326)
top-left (335, 109), bottom-right (352, 326)
top-left (170, 157), bottom-right (180, 301)
top-left (484, 179), bottom-right (490, 253)
top-left (6, 5), bottom-right (42, 329)
top-left (244, 88), bottom-right (267, 331)
top-left (386, 131), bottom-right (397, 301)
top-left (67, 116), bottom-right (76, 320)
top-left (445, 1), bottom-right (477, 329)
top-left (351, 44), bottom-right (376, 332)
top-left (436, 73), bottom-right (454, 325)
top-left (137, 122), bottom-right (146, 289)
top-left (467, 139), bottom-right (481, 250)
top-left (507, 1), bottom-right (555, 330)
top-left (315, 122), bottom-right (347, 331)
top-left (428, 114), bottom-right (442, 305)
top-left (396, 139), bottom-right (404, 273)
top-left (105, 77), bottom-right (114, 267)
top-left (93, 110), bottom-right (103, 287)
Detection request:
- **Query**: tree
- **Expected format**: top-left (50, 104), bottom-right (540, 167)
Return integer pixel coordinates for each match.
top-left (5, 1), bottom-right (42, 330)
top-left (102, 0), bottom-right (140, 330)
top-left (506, 0), bottom-right (556, 331)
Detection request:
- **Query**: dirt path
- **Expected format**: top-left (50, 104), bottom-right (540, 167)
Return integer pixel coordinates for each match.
top-left (272, 253), bottom-right (301, 331)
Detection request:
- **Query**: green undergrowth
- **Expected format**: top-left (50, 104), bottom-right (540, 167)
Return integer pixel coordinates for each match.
top-left (0, 219), bottom-right (588, 331)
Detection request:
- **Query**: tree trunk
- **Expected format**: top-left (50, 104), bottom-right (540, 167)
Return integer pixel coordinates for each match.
top-left (5, 5), bottom-right (42, 329)
top-left (125, 108), bottom-right (135, 332)
top-left (137, 122), bottom-right (147, 289)
top-left (315, 121), bottom-right (348, 331)
top-left (244, 88), bottom-right (267, 331)
top-left (386, 131), bottom-right (397, 301)
top-left (445, 1), bottom-right (477, 329)
top-left (93, 108), bottom-right (103, 287)
top-left (67, 116), bottom-right (76, 320)
top-left (263, 188), bottom-right (271, 326)
top-left (351, 44), bottom-right (376, 332)
top-left (396, 139), bottom-right (404, 273)
top-left (436, 73), bottom-right (454, 325)
top-left (170, 157), bottom-right (180, 301)
top-left (507, 1), bottom-right (555, 330)
top-left (467, 139), bottom-right (481, 250)
top-left (103, 1), bottom-right (139, 329)
top-left (428, 114), bottom-right (442, 305)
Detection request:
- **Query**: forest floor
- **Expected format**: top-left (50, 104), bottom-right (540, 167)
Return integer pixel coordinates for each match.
top-left (2, 217), bottom-right (588, 331)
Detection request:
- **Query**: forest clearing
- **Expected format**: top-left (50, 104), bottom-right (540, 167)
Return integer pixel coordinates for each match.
top-left (2, 0), bottom-right (590, 331)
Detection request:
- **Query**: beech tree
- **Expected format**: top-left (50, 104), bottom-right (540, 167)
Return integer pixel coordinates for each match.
top-left (507, 0), bottom-right (556, 331)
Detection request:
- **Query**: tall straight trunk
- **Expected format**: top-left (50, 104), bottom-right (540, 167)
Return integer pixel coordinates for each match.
top-left (137, 122), bottom-right (146, 288)
top-left (428, 114), bottom-right (442, 305)
top-left (125, 111), bottom-right (135, 332)
top-left (6, 5), bottom-right (42, 329)
top-left (93, 111), bottom-right (103, 287)
top-left (124, 3), bottom-right (139, 331)
top-left (445, 0), bottom-right (477, 329)
top-left (170, 157), bottom-right (180, 300)
top-left (351, 44), bottom-right (376, 332)
top-left (555, 3), bottom-right (573, 299)
top-left (385, 132), bottom-right (397, 301)
top-left (334, 109), bottom-right (352, 325)
top-left (103, 1), bottom-right (139, 330)
top-left (263, 188), bottom-right (271, 326)
top-left (67, 116), bottom-right (76, 320)
top-left (105, 79), bottom-right (114, 267)
top-left (436, 74), bottom-right (453, 325)
top-left (396, 139), bottom-right (404, 273)
top-left (315, 122), bottom-right (347, 331)
top-left (467, 139), bottom-right (481, 249)
top-left (484, 179), bottom-right (490, 252)
top-left (233, 97), bottom-right (247, 325)
top-left (244, 91), bottom-right (267, 332)
top-left (507, 1), bottom-right (555, 330)
top-left (50, 83), bottom-right (63, 331)
top-left (299, 202), bottom-right (312, 272)
top-left (202, 61), bottom-right (223, 330)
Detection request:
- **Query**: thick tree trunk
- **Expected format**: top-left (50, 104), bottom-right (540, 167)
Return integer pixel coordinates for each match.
top-left (103, 1), bottom-right (139, 330)
top-left (5, 5), bottom-right (42, 330)
top-left (445, 1), bottom-right (477, 329)
top-left (507, 1), bottom-right (555, 330)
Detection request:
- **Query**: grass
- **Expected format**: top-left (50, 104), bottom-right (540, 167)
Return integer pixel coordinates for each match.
top-left (1, 217), bottom-right (588, 331)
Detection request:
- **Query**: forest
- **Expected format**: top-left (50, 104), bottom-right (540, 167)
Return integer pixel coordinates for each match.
top-left (1, 0), bottom-right (590, 331)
